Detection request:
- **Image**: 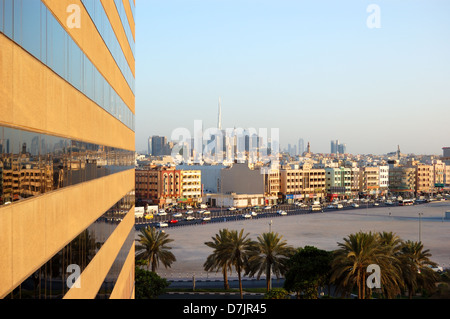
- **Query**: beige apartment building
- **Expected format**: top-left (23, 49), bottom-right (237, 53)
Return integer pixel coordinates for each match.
top-left (408, 160), bottom-right (434, 195)
top-left (360, 166), bottom-right (380, 196)
top-left (180, 170), bottom-right (202, 205)
top-left (263, 168), bottom-right (280, 205)
top-left (280, 164), bottom-right (326, 202)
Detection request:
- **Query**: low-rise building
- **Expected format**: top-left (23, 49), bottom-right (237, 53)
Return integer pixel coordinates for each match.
top-left (325, 167), bottom-right (352, 201)
top-left (280, 163), bottom-right (326, 203)
top-left (180, 170), bottom-right (202, 206)
top-left (135, 166), bottom-right (182, 208)
top-left (360, 166), bottom-right (380, 197)
top-left (389, 166), bottom-right (416, 197)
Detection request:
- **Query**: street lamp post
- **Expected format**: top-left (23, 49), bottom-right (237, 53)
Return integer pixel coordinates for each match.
top-left (418, 212), bottom-right (423, 242)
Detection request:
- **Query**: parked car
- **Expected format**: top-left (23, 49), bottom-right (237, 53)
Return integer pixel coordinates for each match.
top-left (173, 213), bottom-right (183, 218)
top-left (277, 210), bottom-right (287, 216)
top-left (251, 211), bottom-right (258, 217)
top-left (243, 214), bottom-right (252, 219)
top-left (203, 216), bottom-right (211, 221)
top-left (185, 216), bottom-right (195, 221)
top-left (351, 203), bottom-right (360, 208)
top-left (157, 222), bottom-right (168, 228)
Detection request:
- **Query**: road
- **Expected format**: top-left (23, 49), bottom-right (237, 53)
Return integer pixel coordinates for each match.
top-left (135, 200), bottom-right (413, 231)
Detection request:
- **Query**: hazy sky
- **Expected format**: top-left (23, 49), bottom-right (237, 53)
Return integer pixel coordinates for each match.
top-left (135, 0), bottom-right (450, 155)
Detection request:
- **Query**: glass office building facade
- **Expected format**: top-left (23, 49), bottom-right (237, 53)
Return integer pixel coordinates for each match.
top-left (0, 0), bottom-right (136, 299)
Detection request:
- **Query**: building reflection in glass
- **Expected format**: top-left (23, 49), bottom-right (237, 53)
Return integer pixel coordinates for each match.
top-left (0, 126), bottom-right (135, 206)
top-left (5, 191), bottom-right (135, 299)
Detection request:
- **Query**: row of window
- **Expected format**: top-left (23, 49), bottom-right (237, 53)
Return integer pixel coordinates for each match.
top-left (5, 190), bottom-right (135, 299)
top-left (0, 0), bottom-right (135, 131)
top-left (113, 0), bottom-right (135, 58)
top-left (0, 125), bottom-right (135, 207)
top-left (81, 0), bottom-right (135, 93)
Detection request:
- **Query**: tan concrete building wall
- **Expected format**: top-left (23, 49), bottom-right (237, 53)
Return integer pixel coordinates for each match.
top-left (0, 33), bottom-right (134, 151)
top-left (1, 0), bottom-right (135, 299)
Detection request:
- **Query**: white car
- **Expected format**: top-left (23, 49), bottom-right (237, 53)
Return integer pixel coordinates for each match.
top-left (351, 203), bottom-right (360, 208)
top-left (243, 214), bottom-right (252, 219)
top-left (158, 211), bottom-right (168, 216)
top-left (251, 211), bottom-right (258, 217)
top-left (173, 213), bottom-right (183, 218)
top-left (228, 207), bottom-right (237, 211)
top-left (202, 211), bottom-right (211, 215)
top-left (203, 216), bottom-right (211, 221)
top-left (185, 216), bottom-right (195, 221)
top-left (264, 206), bottom-right (272, 210)
top-left (186, 210), bottom-right (194, 214)
top-left (157, 222), bottom-right (168, 228)
top-left (277, 210), bottom-right (287, 216)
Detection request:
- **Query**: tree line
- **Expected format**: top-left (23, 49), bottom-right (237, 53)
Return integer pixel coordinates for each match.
top-left (134, 226), bottom-right (446, 299)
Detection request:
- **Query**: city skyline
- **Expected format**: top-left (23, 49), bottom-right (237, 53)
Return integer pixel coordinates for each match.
top-left (135, 0), bottom-right (450, 156)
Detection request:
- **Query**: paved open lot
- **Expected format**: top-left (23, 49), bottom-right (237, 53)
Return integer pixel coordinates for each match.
top-left (136, 201), bottom-right (450, 280)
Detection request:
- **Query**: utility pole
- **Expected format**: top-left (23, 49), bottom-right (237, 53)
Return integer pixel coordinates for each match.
top-left (418, 212), bottom-right (423, 242)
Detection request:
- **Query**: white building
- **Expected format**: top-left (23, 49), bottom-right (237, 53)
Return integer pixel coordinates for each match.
top-left (379, 165), bottom-right (390, 191)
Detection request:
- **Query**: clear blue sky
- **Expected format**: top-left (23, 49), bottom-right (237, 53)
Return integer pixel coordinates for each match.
top-left (135, 0), bottom-right (450, 155)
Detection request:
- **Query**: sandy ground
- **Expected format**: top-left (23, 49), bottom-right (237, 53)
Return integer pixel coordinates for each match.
top-left (135, 201), bottom-right (450, 280)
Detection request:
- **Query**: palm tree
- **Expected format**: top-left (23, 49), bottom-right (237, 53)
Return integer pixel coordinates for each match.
top-left (330, 231), bottom-right (398, 299)
top-left (135, 226), bottom-right (176, 273)
top-left (204, 229), bottom-right (233, 290)
top-left (376, 231), bottom-right (404, 298)
top-left (222, 229), bottom-right (255, 299)
top-left (399, 240), bottom-right (439, 299)
top-left (246, 232), bottom-right (295, 292)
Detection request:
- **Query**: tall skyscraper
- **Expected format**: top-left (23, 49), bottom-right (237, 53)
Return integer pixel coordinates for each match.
top-left (217, 97), bottom-right (222, 130)
top-left (0, 0), bottom-right (136, 299)
top-left (331, 140), bottom-right (336, 154)
top-left (151, 136), bottom-right (168, 156)
top-left (298, 138), bottom-right (305, 156)
top-left (148, 137), bottom-right (153, 155)
top-left (331, 139), bottom-right (347, 155)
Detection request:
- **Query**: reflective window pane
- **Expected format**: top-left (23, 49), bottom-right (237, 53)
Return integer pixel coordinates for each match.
top-left (3, 0), bottom-right (13, 38)
top-left (0, 0), bottom-right (4, 33)
top-left (20, 0), bottom-right (42, 59)
top-left (0, 125), bottom-right (134, 207)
